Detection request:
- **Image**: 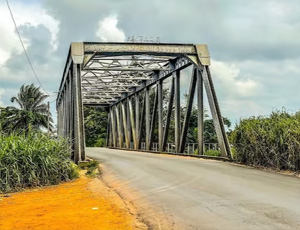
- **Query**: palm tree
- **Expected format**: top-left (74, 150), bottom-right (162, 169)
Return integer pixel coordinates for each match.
top-left (1, 84), bottom-right (53, 133)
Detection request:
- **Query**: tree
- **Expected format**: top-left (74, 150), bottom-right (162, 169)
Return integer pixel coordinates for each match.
top-left (84, 106), bottom-right (108, 147)
top-left (202, 117), bottom-right (231, 143)
top-left (0, 84), bottom-right (53, 133)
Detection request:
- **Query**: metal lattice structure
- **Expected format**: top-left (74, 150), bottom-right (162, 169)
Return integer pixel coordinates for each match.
top-left (56, 42), bottom-right (231, 163)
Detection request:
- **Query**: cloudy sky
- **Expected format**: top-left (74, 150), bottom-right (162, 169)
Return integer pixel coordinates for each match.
top-left (0, 0), bottom-right (300, 125)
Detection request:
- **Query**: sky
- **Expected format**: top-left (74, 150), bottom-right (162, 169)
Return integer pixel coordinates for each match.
top-left (0, 0), bottom-right (300, 126)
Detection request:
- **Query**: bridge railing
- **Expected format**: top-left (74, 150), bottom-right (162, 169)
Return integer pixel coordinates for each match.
top-left (130, 142), bottom-right (219, 155)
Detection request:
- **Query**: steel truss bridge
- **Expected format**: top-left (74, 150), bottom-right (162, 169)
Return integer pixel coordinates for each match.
top-left (56, 42), bottom-right (232, 163)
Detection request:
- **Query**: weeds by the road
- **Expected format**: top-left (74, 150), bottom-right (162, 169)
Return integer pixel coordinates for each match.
top-left (79, 160), bottom-right (100, 178)
top-left (0, 132), bottom-right (78, 193)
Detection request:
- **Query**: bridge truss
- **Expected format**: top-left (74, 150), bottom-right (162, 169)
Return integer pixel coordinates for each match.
top-left (56, 42), bottom-right (231, 163)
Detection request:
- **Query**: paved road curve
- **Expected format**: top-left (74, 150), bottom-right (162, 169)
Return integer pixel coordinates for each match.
top-left (87, 148), bottom-right (300, 230)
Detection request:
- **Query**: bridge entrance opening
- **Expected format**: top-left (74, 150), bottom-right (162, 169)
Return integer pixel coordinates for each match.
top-left (56, 42), bottom-right (231, 163)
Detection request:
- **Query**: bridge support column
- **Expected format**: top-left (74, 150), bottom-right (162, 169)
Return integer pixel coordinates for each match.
top-left (162, 76), bottom-right (175, 152)
top-left (121, 101), bottom-right (129, 148)
top-left (158, 80), bottom-right (163, 152)
top-left (138, 94), bottom-right (145, 149)
top-left (149, 86), bottom-right (158, 151)
top-left (201, 66), bottom-right (231, 158)
top-left (135, 93), bottom-right (140, 146)
top-left (115, 105), bottom-right (123, 148)
top-left (106, 107), bottom-right (111, 147)
top-left (73, 63), bottom-right (85, 163)
top-left (145, 87), bottom-right (150, 150)
top-left (128, 97), bottom-right (137, 149)
top-left (126, 98), bottom-right (132, 148)
top-left (174, 70), bottom-right (181, 153)
top-left (197, 69), bottom-right (204, 155)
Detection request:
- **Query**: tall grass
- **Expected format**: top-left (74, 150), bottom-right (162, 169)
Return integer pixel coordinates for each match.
top-left (0, 132), bottom-right (78, 193)
top-left (230, 110), bottom-right (300, 171)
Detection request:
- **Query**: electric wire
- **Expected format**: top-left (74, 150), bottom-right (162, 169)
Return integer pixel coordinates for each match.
top-left (6, 0), bottom-right (49, 95)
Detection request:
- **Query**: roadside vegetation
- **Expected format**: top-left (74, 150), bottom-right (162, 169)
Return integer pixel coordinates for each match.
top-left (78, 160), bottom-right (100, 178)
top-left (0, 132), bottom-right (78, 193)
top-left (0, 84), bottom-right (78, 193)
top-left (230, 110), bottom-right (300, 171)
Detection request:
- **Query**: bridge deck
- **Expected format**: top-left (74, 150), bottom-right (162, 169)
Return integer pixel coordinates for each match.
top-left (87, 147), bottom-right (300, 230)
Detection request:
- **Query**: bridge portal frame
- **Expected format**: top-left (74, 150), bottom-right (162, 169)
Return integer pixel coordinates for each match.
top-left (56, 42), bottom-right (231, 163)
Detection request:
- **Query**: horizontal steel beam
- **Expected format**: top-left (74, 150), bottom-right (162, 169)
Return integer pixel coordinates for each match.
top-left (83, 76), bottom-right (153, 80)
top-left (83, 67), bottom-right (167, 72)
top-left (84, 42), bottom-right (197, 55)
top-left (82, 83), bottom-right (139, 87)
top-left (92, 57), bottom-right (171, 61)
top-left (83, 99), bottom-right (117, 103)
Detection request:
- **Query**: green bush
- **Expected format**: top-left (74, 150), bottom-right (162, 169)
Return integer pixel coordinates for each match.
top-left (0, 132), bottom-right (79, 193)
top-left (95, 138), bottom-right (106, 147)
top-left (230, 110), bottom-right (300, 171)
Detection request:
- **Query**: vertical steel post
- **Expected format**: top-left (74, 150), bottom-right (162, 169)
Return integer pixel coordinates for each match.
top-left (65, 82), bottom-right (68, 139)
top-left (197, 69), bottom-right (204, 155)
top-left (66, 78), bottom-right (70, 140)
top-left (128, 97), bottom-right (137, 149)
top-left (70, 70), bottom-right (75, 160)
top-left (109, 109), bottom-right (113, 147)
top-left (162, 77), bottom-right (175, 151)
top-left (67, 75), bottom-right (72, 142)
top-left (138, 95), bottom-right (146, 149)
top-left (126, 98), bottom-right (132, 148)
top-left (145, 87), bottom-right (150, 150)
top-left (174, 71), bottom-right (181, 153)
top-left (106, 107), bottom-right (111, 147)
top-left (158, 80), bottom-right (163, 151)
top-left (135, 93), bottom-right (140, 144)
top-left (77, 64), bottom-right (85, 161)
top-left (121, 101), bottom-right (129, 148)
top-left (149, 87), bottom-right (158, 149)
top-left (73, 63), bottom-right (81, 163)
top-left (115, 104), bottom-right (123, 148)
top-left (111, 107), bottom-right (117, 147)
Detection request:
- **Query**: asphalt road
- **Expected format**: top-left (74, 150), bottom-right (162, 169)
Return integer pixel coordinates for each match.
top-left (87, 148), bottom-right (300, 230)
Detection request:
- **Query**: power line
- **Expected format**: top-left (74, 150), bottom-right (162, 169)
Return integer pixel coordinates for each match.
top-left (5, 0), bottom-right (49, 95)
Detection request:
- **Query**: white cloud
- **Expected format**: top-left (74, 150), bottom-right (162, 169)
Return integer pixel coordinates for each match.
top-left (0, 1), bottom-right (59, 65)
top-left (96, 15), bottom-right (125, 42)
top-left (210, 59), bottom-right (261, 98)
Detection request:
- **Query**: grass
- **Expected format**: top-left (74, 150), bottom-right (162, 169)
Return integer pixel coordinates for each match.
top-left (204, 149), bottom-right (221, 157)
top-left (78, 160), bottom-right (100, 178)
top-left (0, 132), bottom-right (79, 193)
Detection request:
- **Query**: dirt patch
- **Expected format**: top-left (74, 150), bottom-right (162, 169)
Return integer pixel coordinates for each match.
top-left (0, 174), bottom-right (147, 230)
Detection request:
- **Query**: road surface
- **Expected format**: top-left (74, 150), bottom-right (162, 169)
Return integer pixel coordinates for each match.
top-left (87, 148), bottom-right (300, 230)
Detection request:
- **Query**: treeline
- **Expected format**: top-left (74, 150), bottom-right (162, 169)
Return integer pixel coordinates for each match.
top-left (230, 110), bottom-right (300, 171)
